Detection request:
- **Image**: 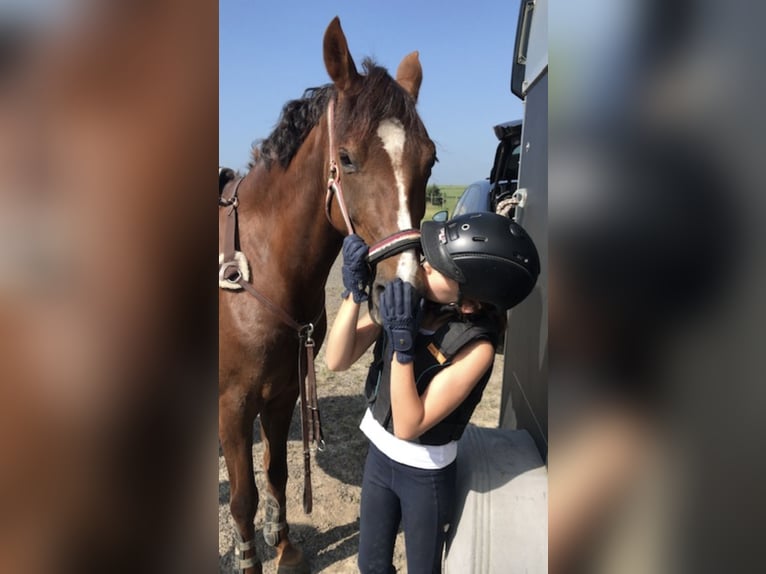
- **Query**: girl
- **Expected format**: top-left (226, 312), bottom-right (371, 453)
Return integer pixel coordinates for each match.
top-left (326, 212), bottom-right (539, 573)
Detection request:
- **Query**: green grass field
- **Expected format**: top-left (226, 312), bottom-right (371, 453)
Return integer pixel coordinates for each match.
top-left (423, 184), bottom-right (467, 222)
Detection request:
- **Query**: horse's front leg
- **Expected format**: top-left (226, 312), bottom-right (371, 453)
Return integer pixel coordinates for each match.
top-left (219, 392), bottom-right (262, 574)
top-left (260, 387), bottom-right (309, 574)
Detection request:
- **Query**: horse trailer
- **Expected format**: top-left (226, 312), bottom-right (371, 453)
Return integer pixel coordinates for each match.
top-left (445, 1), bottom-right (548, 572)
top-left (502, 0), bottom-right (548, 461)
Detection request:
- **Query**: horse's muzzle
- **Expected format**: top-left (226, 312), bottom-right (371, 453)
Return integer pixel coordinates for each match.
top-left (368, 252), bottom-right (425, 325)
top-left (365, 228), bottom-right (424, 324)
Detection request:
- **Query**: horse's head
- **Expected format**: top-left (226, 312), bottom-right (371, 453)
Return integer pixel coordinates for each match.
top-left (323, 18), bottom-right (436, 322)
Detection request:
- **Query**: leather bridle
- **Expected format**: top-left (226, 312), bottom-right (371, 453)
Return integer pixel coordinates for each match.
top-left (324, 98), bottom-right (355, 237)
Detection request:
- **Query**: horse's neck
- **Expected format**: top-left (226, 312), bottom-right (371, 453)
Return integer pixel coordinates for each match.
top-left (239, 146), bottom-right (341, 309)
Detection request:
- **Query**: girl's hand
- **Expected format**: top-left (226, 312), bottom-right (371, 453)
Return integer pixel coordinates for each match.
top-left (380, 279), bottom-right (422, 364)
top-left (341, 234), bottom-right (371, 303)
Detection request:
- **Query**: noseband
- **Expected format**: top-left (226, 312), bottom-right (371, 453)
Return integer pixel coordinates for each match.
top-left (323, 99), bottom-right (422, 265)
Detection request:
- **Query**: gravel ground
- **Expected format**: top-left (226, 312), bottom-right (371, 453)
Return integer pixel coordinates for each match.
top-left (219, 256), bottom-right (503, 573)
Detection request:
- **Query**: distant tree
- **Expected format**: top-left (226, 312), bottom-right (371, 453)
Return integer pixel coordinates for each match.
top-left (426, 184), bottom-right (443, 205)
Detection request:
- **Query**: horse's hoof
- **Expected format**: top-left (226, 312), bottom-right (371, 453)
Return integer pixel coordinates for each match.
top-left (276, 561), bottom-right (309, 574)
top-left (277, 546), bottom-right (309, 574)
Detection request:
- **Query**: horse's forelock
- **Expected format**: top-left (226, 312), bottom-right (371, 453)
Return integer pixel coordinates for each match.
top-left (336, 59), bottom-right (427, 143)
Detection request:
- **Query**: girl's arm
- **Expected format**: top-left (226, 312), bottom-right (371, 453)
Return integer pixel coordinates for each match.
top-left (389, 339), bottom-right (495, 440)
top-left (325, 296), bottom-right (381, 371)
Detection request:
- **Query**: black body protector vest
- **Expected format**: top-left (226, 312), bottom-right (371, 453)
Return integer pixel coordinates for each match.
top-left (365, 315), bottom-right (498, 446)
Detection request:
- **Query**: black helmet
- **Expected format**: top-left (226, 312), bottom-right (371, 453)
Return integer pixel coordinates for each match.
top-left (420, 212), bottom-right (540, 310)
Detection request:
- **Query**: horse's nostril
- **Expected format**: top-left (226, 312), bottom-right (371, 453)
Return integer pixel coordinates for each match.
top-left (366, 283), bottom-right (384, 325)
top-left (369, 281), bottom-right (384, 303)
top-left (372, 283), bottom-right (385, 303)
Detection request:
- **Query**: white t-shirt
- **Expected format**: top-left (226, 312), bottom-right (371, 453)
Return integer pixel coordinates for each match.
top-left (359, 408), bottom-right (457, 469)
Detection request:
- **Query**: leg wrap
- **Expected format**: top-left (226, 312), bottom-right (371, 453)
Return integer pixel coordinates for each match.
top-left (232, 527), bottom-right (260, 572)
top-left (263, 492), bottom-right (287, 547)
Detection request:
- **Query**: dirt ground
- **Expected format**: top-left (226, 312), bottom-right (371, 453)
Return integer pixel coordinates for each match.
top-left (219, 256), bottom-right (504, 573)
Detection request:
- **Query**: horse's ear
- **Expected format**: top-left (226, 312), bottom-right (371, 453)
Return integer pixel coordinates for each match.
top-left (396, 51), bottom-right (423, 102)
top-left (323, 17), bottom-right (360, 93)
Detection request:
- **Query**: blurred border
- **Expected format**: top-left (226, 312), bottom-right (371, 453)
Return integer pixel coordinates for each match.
top-left (549, 1), bottom-right (765, 572)
top-left (0, 1), bottom-right (218, 572)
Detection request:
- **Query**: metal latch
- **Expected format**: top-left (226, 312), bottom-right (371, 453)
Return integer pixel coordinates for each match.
top-left (510, 188), bottom-right (528, 208)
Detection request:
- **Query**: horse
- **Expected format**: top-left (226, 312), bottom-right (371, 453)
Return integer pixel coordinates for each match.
top-left (219, 17), bottom-right (436, 573)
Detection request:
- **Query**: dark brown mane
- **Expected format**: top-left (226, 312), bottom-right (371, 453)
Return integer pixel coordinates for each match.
top-left (251, 59), bottom-right (426, 171)
top-left (251, 84), bottom-right (333, 170)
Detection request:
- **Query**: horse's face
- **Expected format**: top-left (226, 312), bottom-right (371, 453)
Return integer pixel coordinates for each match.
top-left (323, 18), bottom-right (436, 322)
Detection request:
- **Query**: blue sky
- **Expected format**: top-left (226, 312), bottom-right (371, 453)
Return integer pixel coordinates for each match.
top-left (219, 0), bottom-right (522, 185)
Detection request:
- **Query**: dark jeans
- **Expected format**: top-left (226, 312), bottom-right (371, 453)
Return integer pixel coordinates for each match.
top-left (358, 442), bottom-right (457, 574)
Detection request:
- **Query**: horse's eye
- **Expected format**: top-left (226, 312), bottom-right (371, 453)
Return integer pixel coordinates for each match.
top-left (339, 151), bottom-right (356, 173)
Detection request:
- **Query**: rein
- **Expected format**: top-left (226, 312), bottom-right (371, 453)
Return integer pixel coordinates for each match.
top-left (219, 175), bottom-right (324, 515)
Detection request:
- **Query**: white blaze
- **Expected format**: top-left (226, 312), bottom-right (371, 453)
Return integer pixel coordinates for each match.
top-left (377, 119), bottom-right (419, 283)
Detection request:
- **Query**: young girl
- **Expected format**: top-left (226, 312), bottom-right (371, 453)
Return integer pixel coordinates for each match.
top-left (326, 212), bottom-right (540, 573)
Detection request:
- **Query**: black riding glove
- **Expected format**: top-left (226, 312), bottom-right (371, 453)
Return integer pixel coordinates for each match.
top-left (380, 278), bottom-right (422, 364)
top-left (341, 234), bottom-right (371, 303)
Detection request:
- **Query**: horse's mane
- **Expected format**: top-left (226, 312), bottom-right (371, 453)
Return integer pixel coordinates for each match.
top-left (251, 59), bottom-right (426, 171)
top-left (250, 84), bottom-right (333, 170)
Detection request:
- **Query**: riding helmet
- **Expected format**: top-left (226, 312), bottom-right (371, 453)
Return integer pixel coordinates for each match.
top-left (420, 212), bottom-right (540, 310)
